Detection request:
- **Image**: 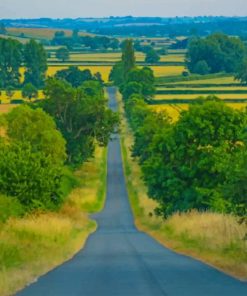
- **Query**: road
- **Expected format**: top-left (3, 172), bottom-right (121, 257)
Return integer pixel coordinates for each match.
top-left (17, 87), bottom-right (247, 296)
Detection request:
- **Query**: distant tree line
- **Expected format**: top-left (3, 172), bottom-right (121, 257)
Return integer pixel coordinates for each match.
top-left (52, 30), bottom-right (120, 50)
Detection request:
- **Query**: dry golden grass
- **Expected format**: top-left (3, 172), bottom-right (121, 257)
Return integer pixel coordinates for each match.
top-left (172, 76), bottom-right (238, 85)
top-left (0, 105), bottom-right (18, 114)
top-left (0, 147), bottom-right (107, 296)
top-left (117, 92), bottom-right (247, 280)
top-left (0, 90), bottom-right (44, 103)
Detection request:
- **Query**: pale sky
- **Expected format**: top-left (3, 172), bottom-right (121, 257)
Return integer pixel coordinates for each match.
top-left (0, 0), bottom-right (247, 19)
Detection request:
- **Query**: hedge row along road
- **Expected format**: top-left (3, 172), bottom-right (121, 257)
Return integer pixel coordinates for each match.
top-left (17, 87), bottom-right (247, 296)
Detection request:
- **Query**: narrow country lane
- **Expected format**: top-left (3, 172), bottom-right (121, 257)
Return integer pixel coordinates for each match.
top-left (17, 87), bottom-right (247, 296)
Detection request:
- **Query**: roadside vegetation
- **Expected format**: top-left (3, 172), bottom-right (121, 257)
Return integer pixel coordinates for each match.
top-left (113, 39), bottom-right (247, 279)
top-left (0, 34), bottom-right (119, 295)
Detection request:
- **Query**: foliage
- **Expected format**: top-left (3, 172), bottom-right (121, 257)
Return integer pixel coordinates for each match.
top-left (0, 194), bottom-right (24, 223)
top-left (235, 59), bottom-right (247, 85)
top-left (0, 38), bottom-right (23, 88)
top-left (187, 33), bottom-right (246, 74)
top-left (122, 39), bottom-right (135, 79)
top-left (193, 60), bottom-right (210, 75)
top-left (0, 141), bottom-right (63, 211)
top-left (5, 105), bottom-right (66, 165)
top-left (24, 39), bottom-right (47, 88)
top-left (22, 83), bottom-right (38, 100)
top-left (56, 47), bottom-right (70, 62)
top-left (145, 48), bottom-right (160, 63)
top-left (125, 95), bottom-right (247, 219)
top-left (43, 78), bottom-right (119, 166)
top-left (55, 66), bottom-right (94, 88)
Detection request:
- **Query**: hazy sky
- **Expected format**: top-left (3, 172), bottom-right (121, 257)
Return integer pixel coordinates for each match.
top-left (0, 0), bottom-right (247, 19)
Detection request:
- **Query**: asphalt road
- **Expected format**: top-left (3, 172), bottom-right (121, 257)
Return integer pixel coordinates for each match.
top-left (17, 87), bottom-right (247, 296)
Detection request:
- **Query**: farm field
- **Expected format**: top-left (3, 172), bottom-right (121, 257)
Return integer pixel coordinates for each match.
top-left (0, 90), bottom-right (44, 103)
top-left (171, 76), bottom-right (238, 85)
top-left (157, 86), bottom-right (247, 92)
top-left (7, 27), bottom-right (93, 40)
top-left (151, 103), bottom-right (247, 121)
top-left (154, 93), bottom-right (247, 100)
top-left (151, 65), bottom-right (186, 77)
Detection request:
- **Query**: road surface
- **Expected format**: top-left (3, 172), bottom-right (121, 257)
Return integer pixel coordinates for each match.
top-left (17, 87), bottom-right (247, 296)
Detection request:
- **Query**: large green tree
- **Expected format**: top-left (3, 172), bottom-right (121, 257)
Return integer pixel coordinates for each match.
top-left (24, 39), bottom-right (47, 88)
top-left (141, 99), bottom-right (247, 217)
top-left (187, 33), bottom-right (246, 74)
top-left (56, 47), bottom-right (70, 62)
top-left (43, 78), bottom-right (119, 166)
top-left (0, 38), bottom-right (23, 88)
top-left (122, 39), bottom-right (135, 78)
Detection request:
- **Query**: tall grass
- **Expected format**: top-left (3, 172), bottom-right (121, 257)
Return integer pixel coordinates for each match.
top-left (118, 91), bottom-right (247, 280)
top-left (0, 147), bottom-right (107, 296)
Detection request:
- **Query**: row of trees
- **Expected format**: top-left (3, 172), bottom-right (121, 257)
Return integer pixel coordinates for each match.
top-left (116, 39), bottom-right (247, 219)
top-left (0, 66), bottom-right (119, 214)
top-left (0, 38), bottom-right (47, 88)
top-left (52, 31), bottom-right (120, 50)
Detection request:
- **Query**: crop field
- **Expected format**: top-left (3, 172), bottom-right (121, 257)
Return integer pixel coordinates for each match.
top-left (154, 93), bottom-right (247, 100)
top-left (151, 66), bottom-right (186, 77)
top-left (157, 86), bottom-right (247, 92)
top-left (152, 103), bottom-right (247, 121)
top-left (171, 76), bottom-right (238, 85)
top-left (7, 28), bottom-right (93, 40)
top-left (0, 90), bottom-right (44, 103)
top-left (160, 54), bottom-right (185, 63)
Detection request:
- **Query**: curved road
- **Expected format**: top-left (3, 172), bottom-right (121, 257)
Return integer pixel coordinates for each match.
top-left (17, 87), bottom-right (247, 296)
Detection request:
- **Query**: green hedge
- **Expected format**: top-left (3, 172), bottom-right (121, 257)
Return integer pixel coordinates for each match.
top-left (149, 98), bottom-right (247, 105)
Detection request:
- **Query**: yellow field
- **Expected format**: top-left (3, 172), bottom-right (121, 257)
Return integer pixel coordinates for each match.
top-left (0, 90), bottom-right (44, 103)
top-left (172, 76), bottom-right (238, 85)
top-left (152, 103), bottom-right (247, 121)
top-left (160, 54), bottom-right (185, 63)
top-left (157, 87), bottom-right (247, 91)
top-left (152, 66), bottom-right (186, 77)
top-left (154, 94), bottom-right (247, 100)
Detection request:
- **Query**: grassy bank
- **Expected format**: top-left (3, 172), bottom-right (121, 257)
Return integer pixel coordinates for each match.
top-left (118, 92), bottom-right (247, 281)
top-left (0, 146), bottom-right (107, 296)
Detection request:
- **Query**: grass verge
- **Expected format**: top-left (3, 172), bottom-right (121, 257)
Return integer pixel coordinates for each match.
top-left (0, 146), bottom-right (107, 296)
top-left (117, 91), bottom-right (247, 281)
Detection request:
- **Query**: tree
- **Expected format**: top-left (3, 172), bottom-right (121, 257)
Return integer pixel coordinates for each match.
top-left (122, 39), bottom-right (135, 78)
top-left (125, 67), bottom-right (156, 99)
top-left (43, 78), bottom-right (119, 166)
top-left (22, 83), bottom-right (38, 101)
top-left (109, 61), bottom-right (124, 86)
top-left (193, 60), bottom-right (210, 75)
top-left (56, 47), bottom-right (70, 62)
top-left (0, 38), bottom-right (23, 88)
top-left (122, 82), bottom-right (143, 100)
top-left (0, 141), bottom-right (63, 211)
top-left (145, 48), bottom-right (160, 63)
top-left (187, 33), bottom-right (246, 74)
top-left (55, 66), bottom-right (94, 87)
top-left (141, 99), bottom-right (246, 217)
top-left (24, 39), bottom-right (47, 88)
top-left (235, 59), bottom-right (247, 85)
top-left (6, 105), bottom-right (66, 165)
top-left (6, 86), bottom-right (14, 100)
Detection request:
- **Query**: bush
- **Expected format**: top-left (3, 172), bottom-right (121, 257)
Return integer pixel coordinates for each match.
top-left (0, 195), bottom-right (24, 223)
